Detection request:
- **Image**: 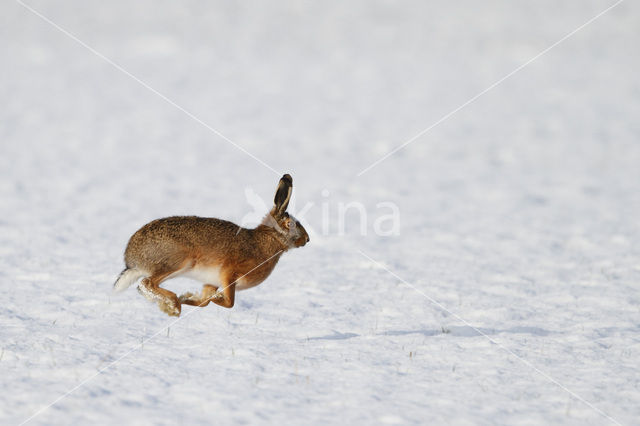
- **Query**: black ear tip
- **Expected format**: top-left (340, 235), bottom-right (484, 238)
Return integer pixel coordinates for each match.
top-left (281, 174), bottom-right (293, 184)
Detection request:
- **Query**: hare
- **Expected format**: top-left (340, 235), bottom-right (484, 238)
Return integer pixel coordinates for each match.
top-left (113, 174), bottom-right (309, 316)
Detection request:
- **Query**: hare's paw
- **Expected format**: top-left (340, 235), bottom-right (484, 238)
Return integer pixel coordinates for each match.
top-left (178, 292), bottom-right (196, 303)
top-left (160, 298), bottom-right (181, 316)
top-left (209, 292), bottom-right (224, 302)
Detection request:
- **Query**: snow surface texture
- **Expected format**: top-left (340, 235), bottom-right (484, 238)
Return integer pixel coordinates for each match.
top-left (2, 0), bottom-right (640, 424)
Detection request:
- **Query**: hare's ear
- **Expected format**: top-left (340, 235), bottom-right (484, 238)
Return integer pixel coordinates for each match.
top-left (273, 174), bottom-right (293, 217)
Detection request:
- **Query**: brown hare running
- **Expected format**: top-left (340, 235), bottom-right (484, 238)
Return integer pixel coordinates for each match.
top-left (113, 174), bottom-right (309, 316)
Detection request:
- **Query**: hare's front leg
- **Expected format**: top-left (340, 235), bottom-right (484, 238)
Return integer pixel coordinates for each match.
top-left (209, 278), bottom-right (235, 308)
top-left (179, 280), bottom-right (235, 309)
top-left (179, 284), bottom-right (220, 307)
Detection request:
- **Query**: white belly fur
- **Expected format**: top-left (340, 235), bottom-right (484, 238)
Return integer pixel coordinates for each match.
top-left (172, 265), bottom-right (252, 291)
top-left (178, 265), bottom-right (223, 287)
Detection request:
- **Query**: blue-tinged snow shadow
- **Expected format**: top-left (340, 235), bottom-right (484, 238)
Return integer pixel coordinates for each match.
top-left (308, 331), bottom-right (360, 340)
top-left (306, 326), bottom-right (552, 341)
top-left (382, 325), bottom-right (553, 338)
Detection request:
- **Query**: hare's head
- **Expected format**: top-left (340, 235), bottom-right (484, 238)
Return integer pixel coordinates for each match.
top-left (263, 174), bottom-right (310, 249)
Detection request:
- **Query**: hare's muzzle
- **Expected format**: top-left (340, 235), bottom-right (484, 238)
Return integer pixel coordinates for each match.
top-left (296, 225), bottom-right (310, 247)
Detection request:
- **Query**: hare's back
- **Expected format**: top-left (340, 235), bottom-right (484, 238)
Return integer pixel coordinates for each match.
top-left (125, 216), bottom-right (241, 269)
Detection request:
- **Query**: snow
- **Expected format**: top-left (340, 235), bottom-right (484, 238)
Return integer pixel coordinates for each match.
top-left (2, 0), bottom-right (640, 424)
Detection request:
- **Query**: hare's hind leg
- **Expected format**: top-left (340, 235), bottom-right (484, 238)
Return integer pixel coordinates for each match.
top-left (179, 284), bottom-right (220, 307)
top-left (138, 274), bottom-right (181, 317)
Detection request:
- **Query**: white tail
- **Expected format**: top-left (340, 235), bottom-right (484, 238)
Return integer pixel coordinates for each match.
top-left (113, 268), bottom-right (144, 293)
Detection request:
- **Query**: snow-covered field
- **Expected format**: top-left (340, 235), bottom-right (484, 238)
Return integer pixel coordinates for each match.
top-left (2, 0), bottom-right (640, 424)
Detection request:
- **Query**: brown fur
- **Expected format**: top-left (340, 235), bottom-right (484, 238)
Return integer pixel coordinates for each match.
top-left (114, 174), bottom-right (309, 316)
